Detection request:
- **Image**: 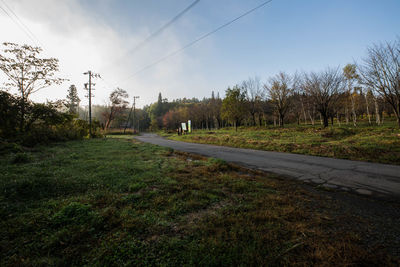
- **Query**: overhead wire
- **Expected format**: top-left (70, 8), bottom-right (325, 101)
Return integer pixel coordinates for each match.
top-left (100, 0), bottom-right (200, 73)
top-left (0, 0), bottom-right (42, 47)
top-left (119, 0), bottom-right (273, 84)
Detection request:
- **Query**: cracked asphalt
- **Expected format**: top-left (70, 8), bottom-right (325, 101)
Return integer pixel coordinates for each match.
top-left (135, 133), bottom-right (400, 199)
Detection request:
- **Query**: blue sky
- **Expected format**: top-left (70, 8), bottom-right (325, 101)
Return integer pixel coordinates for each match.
top-left (1, 0), bottom-right (399, 107)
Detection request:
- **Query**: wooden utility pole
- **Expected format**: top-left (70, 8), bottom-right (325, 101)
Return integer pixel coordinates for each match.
top-left (124, 96), bottom-right (140, 134)
top-left (83, 71), bottom-right (100, 137)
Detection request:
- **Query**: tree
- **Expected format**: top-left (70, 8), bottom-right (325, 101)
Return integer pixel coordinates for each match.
top-left (242, 77), bottom-right (263, 126)
top-left (0, 42), bottom-right (65, 130)
top-left (264, 72), bottom-right (294, 127)
top-left (66, 84), bottom-right (80, 114)
top-left (221, 86), bottom-right (246, 131)
top-left (301, 68), bottom-right (344, 128)
top-left (359, 39), bottom-right (400, 127)
top-left (104, 88), bottom-right (129, 129)
top-left (343, 64), bottom-right (359, 126)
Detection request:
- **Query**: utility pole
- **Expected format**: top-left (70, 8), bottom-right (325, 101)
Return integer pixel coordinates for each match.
top-left (83, 71), bottom-right (101, 137)
top-left (124, 96), bottom-right (139, 134)
top-left (132, 96), bottom-right (139, 133)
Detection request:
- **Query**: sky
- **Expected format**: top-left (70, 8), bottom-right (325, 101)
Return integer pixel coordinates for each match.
top-left (0, 0), bottom-right (399, 108)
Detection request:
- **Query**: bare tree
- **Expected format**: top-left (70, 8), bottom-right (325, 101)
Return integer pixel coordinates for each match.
top-left (242, 76), bottom-right (264, 126)
top-left (264, 72), bottom-right (294, 127)
top-left (0, 42), bottom-right (65, 130)
top-left (359, 39), bottom-right (400, 127)
top-left (343, 64), bottom-right (359, 126)
top-left (301, 68), bottom-right (344, 128)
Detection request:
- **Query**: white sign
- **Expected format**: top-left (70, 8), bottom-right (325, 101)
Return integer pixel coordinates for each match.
top-left (181, 122), bottom-right (187, 131)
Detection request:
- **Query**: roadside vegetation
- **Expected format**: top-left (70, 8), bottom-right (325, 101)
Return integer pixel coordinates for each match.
top-left (162, 122), bottom-right (400, 165)
top-left (1, 137), bottom-right (399, 266)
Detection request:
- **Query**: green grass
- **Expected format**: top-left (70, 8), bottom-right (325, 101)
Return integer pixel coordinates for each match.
top-left (0, 137), bottom-right (398, 266)
top-left (163, 123), bottom-right (400, 165)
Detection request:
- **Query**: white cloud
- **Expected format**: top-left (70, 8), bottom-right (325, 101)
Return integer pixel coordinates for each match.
top-left (0, 0), bottom-right (214, 107)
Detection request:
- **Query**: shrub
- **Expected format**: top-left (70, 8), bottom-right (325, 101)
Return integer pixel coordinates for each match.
top-left (0, 91), bottom-right (100, 147)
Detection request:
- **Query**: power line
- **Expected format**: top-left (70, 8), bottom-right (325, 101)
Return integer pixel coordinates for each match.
top-left (0, 4), bottom-right (36, 45)
top-left (101, 0), bottom-right (200, 72)
top-left (129, 0), bottom-right (200, 55)
top-left (0, 0), bottom-right (42, 46)
top-left (120, 0), bottom-right (273, 83)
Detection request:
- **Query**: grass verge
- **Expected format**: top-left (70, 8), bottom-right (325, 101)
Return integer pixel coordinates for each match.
top-left (0, 137), bottom-right (399, 266)
top-left (162, 124), bottom-right (400, 165)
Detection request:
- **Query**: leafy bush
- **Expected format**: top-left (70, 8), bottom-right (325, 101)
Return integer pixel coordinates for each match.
top-left (0, 91), bottom-right (101, 147)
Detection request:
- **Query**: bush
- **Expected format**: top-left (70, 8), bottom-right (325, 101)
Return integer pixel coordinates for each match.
top-left (0, 91), bottom-right (101, 147)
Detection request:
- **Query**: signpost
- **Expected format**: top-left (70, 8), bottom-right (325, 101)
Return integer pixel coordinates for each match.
top-left (181, 122), bottom-right (187, 132)
top-left (188, 120), bottom-right (191, 133)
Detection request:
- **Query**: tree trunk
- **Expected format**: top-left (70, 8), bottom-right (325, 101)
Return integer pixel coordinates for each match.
top-left (310, 113), bottom-right (314, 125)
top-left (19, 97), bottom-right (25, 132)
top-left (301, 99), bottom-right (307, 125)
top-left (252, 112), bottom-right (256, 126)
top-left (374, 97), bottom-right (381, 125)
top-left (364, 94), bottom-right (371, 125)
top-left (322, 113), bottom-right (329, 128)
top-left (350, 91), bottom-right (357, 127)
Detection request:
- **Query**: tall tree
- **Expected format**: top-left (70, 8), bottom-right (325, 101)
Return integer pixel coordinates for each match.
top-left (359, 39), bottom-right (400, 127)
top-left (104, 88), bottom-right (129, 129)
top-left (66, 84), bottom-right (80, 114)
top-left (221, 86), bottom-right (246, 131)
top-left (264, 72), bottom-right (294, 127)
top-left (343, 64), bottom-right (359, 126)
top-left (242, 77), bottom-right (263, 126)
top-left (0, 42), bottom-right (65, 130)
top-left (301, 68), bottom-right (344, 128)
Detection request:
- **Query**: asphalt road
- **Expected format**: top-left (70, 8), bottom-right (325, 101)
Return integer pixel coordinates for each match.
top-left (135, 133), bottom-right (400, 199)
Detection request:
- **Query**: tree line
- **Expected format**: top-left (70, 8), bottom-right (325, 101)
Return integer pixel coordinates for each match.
top-left (143, 39), bottom-right (400, 130)
top-left (1, 38), bottom-right (399, 147)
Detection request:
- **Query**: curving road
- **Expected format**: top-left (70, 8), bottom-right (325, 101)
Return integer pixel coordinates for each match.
top-left (135, 133), bottom-right (400, 199)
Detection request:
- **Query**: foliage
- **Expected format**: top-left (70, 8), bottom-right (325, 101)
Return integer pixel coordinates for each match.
top-left (103, 88), bottom-right (129, 129)
top-left (0, 91), bottom-right (94, 146)
top-left (0, 42), bottom-right (66, 130)
top-left (221, 86), bottom-right (246, 131)
top-left (66, 84), bottom-right (80, 114)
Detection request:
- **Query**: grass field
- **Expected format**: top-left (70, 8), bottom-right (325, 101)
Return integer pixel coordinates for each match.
top-left (0, 137), bottom-right (399, 266)
top-left (163, 123), bottom-right (400, 165)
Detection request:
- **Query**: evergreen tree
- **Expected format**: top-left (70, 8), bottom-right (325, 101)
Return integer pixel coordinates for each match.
top-left (66, 84), bottom-right (80, 114)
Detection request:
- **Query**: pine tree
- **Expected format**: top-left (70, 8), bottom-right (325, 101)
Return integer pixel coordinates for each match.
top-left (66, 84), bottom-right (80, 114)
